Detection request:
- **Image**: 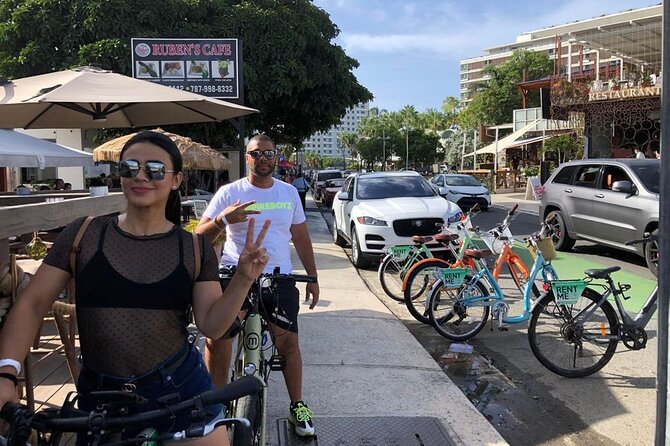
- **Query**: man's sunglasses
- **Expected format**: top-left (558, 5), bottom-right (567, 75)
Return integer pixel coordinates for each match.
top-left (247, 150), bottom-right (277, 160)
top-left (118, 160), bottom-right (176, 181)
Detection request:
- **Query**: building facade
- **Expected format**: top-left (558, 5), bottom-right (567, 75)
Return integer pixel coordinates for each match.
top-left (302, 102), bottom-right (369, 157)
top-left (460, 5), bottom-right (662, 108)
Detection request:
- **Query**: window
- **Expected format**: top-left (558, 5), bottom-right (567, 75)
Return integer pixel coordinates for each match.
top-left (551, 165), bottom-right (578, 184)
top-left (574, 165), bottom-right (601, 188)
top-left (600, 166), bottom-right (630, 191)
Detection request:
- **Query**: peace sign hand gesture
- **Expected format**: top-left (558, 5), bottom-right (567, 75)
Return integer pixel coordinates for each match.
top-left (236, 218), bottom-right (271, 281)
top-left (221, 200), bottom-right (261, 224)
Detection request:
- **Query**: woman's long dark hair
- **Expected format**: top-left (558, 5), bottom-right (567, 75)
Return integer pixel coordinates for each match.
top-left (119, 130), bottom-right (183, 225)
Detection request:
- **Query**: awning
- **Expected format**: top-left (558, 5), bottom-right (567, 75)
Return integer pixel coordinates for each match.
top-left (505, 134), bottom-right (553, 148)
top-left (465, 120), bottom-right (540, 157)
top-left (0, 129), bottom-right (92, 168)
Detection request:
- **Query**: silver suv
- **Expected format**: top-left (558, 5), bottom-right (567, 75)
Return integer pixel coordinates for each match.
top-left (540, 158), bottom-right (659, 276)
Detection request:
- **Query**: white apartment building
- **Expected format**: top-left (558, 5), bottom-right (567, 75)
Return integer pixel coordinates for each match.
top-left (302, 102), bottom-right (369, 157)
top-left (459, 4), bottom-right (662, 107)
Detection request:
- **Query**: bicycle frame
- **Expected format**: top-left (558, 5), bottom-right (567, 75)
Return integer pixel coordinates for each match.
top-left (384, 243), bottom-right (434, 275)
top-left (447, 238), bottom-right (559, 325)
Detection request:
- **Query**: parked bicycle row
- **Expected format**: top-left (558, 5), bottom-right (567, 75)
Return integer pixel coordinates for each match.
top-left (374, 203), bottom-right (658, 379)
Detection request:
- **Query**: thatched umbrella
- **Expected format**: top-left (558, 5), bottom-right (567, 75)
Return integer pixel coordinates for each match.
top-left (93, 128), bottom-right (231, 171)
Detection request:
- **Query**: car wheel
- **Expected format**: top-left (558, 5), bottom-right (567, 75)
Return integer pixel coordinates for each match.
top-left (645, 229), bottom-right (658, 278)
top-left (333, 221), bottom-right (347, 247)
top-left (351, 226), bottom-right (369, 268)
top-left (546, 210), bottom-right (575, 251)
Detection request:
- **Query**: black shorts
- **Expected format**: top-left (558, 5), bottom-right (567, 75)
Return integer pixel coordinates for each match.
top-left (220, 273), bottom-right (300, 333)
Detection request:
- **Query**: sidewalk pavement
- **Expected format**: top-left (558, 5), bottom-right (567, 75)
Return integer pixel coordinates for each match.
top-left (491, 191), bottom-right (540, 216)
top-left (264, 194), bottom-right (508, 445)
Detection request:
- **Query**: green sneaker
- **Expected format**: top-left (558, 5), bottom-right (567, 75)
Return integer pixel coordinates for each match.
top-left (288, 400), bottom-right (315, 437)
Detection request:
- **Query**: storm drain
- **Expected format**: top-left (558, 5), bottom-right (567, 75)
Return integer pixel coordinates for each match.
top-left (277, 416), bottom-right (454, 446)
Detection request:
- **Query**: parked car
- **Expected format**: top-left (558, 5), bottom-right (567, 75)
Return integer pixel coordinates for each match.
top-left (332, 171), bottom-right (463, 268)
top-left (429, 173), bottom-right (491, 211)
top-left (186, 188), bottom-right (214, 202)
top-left (322, 178), bottom-right (346, 207)
top-left (313, 170), bottom-right (344, 201)
top-left (540, 158), bottom-right (659, 276)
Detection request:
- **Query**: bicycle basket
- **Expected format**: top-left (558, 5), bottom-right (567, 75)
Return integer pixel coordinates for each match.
top-left (528, 236), bottom-right (557, 260)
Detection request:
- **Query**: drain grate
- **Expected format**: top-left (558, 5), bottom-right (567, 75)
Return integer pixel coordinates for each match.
top-left (277, 416), bottom-right (454, 446)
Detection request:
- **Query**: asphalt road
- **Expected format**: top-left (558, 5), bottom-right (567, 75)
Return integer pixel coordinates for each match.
top-left (320, 202), bottom-right (657, 446)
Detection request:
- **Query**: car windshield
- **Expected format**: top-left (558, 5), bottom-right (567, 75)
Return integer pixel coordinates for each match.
top-left (630, 163), bottom-right (660, 193)
top-left (326, 178), bottom-right (345, 188)
top-left (318, 171), bottom-right (342, 181)
top-left (357, 176), bottom-right (436, 199)
top-left (444, 175), bottom-right (481, 187)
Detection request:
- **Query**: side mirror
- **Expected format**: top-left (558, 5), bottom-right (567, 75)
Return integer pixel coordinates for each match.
top-left (612, 180), bottom-right (635, 194)
top-left (337, 191), bottom-right (352, 201)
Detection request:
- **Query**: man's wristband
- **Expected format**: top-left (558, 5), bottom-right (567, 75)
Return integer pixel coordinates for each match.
top-left (0, 373), bottom-right (17, 387)
top-left (214, 214), bottom-right (228, 230)
top-left (0, 358), bottom-right (21, 375)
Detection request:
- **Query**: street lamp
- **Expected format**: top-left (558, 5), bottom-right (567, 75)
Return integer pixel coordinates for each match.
top-left (400, 125), bottom-right (411, 170)
top-left (378, 128), bottom-right (390, 171)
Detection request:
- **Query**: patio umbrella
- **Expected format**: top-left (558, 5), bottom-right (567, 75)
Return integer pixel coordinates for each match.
top-left (0, 66), bottom-right (257, 129)
top-left (278, 159), bottom-right (296, 168)
top-left (93, 128), bottom-right (231, 171)
top-left (0, 129), bottom-right (92, 168)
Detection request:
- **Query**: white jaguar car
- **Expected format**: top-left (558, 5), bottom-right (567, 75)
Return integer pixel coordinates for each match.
top-left (332, 171), bottom-right (463, 268)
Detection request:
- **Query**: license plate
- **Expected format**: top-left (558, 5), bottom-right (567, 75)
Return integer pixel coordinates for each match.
top-left (550, 280), bottom-right (587, 306)
top-left (388, 245), bottom-right (411, 261)
top-left (439, 268), bottom-right (469, 288)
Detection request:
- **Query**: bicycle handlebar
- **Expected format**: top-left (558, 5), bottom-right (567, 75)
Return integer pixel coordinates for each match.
top-left (0, 376), bottom-right (262, 442)
top-left (220, 266), bottom-right (317, 284)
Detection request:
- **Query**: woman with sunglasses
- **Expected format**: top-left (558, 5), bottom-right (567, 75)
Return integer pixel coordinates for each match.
top-left (0, 130), bottom-right (271, 446)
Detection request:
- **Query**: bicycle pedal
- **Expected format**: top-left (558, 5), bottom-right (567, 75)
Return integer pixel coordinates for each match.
top-left (268, 354), bottom-right (286, 371)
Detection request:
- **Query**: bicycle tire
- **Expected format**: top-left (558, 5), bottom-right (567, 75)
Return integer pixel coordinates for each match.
top-left (403, 259), bottom-right (451, 324)
top-left (378, 252), bottom-right (428, 302)
top-left (528, 287), bottom-right (619, 378)
top-left (507, 256), bottom-right (540, 299)
top-left (232, 392), bottom-right (262, 446)
top-left (428, 277), bottom-right (491, 341)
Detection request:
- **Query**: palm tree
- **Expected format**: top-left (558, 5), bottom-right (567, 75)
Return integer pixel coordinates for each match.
top-left (338, 132), bottom-right (359, 168)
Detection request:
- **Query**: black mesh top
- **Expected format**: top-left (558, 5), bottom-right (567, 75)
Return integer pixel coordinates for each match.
top-left (44, 216), bottom-right (219, 377)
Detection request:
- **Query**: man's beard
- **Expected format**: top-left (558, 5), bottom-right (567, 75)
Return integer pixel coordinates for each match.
top-left (252, 162), bottom-right (274, 178)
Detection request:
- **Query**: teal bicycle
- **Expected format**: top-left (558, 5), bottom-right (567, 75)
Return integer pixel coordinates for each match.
top-left (427, 220), bottom-right (559, 341)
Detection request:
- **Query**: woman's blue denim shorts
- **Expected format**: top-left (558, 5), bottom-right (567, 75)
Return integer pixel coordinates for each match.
top-left (76, 342), bottom-right (222, 444)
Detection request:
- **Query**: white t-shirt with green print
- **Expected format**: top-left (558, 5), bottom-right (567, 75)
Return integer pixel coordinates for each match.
top-left (204, 177), bottom-right (306, 273)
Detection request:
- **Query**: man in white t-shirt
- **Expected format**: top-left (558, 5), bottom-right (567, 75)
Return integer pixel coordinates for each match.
top-left (195, 134), bottom-right (319, 437)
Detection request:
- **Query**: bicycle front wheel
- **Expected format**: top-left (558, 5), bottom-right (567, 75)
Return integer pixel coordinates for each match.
top-left (378, 252), bottom-right (425, 302)
top-left (233, 391), bottom-right (263, 446)
top-left (528, 287), bottom-right (619, 378)
top-left (428, 277), bottom-right (490, 341)
top-left (403, 259), bottom-right (452, 324)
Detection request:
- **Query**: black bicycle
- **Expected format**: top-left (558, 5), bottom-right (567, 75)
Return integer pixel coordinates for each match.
top-left (528, 233), bottom-right (658, 378)
top-left (0, 376), bottom-right (261, 446)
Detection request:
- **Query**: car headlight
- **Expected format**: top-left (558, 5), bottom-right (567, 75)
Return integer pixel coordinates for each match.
top-left (483, 191), bottom-right (490, 195)
top-left (448, 189), bottom-right (459, 194)
top-left (356, 216), bottom-right (388, 226)
top-left (447, 211), bottom-right (463, 223)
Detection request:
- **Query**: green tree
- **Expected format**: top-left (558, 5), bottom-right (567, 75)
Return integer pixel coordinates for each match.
top-left (0, 0), bottom-right (372, 146)
top-left (541, 134), bottom-right (583, 163)
top-left (459, 49), bottom-right (552, 129)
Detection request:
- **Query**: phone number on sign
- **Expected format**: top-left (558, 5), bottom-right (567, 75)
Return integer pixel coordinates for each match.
top-left (170, 85), bottom-right (234, 94)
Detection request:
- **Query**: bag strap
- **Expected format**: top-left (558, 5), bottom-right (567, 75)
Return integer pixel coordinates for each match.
top-left (192, 232), bottom-right (201, 281)
top-left (69, 216), bottom-right (94, 275)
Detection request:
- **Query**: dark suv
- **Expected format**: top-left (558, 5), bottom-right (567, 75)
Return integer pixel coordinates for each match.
top-left (540, 158), bottom-right (659, 276)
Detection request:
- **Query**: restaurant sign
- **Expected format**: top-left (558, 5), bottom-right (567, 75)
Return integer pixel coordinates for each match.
top-left (131, 38), bottom-right (240, 100)
top-left (588, 86), bottom-right (661, 102)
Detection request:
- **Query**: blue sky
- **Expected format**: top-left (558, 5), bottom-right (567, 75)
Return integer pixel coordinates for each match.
top-left (313, 0), bottom-right (659, 112)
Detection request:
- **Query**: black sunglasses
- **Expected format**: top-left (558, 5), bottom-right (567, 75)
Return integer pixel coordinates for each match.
top-left (247, 150), bottom-right (277, 160)
top-left (119, 160), bottom-right (176, 181)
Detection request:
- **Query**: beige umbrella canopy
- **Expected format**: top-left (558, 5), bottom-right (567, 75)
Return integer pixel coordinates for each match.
top-left (0, 66), bottom-right (257, 129)
top-left (94, 128), bottom-right (231, 171)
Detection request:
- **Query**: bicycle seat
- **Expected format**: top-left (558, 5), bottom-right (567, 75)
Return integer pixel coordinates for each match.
top-left (434, 233), bottom-right (459, 244)
top-left (463, 249), bottom-right (494, 259)
top-left (412, 235), bottom-right (433, 244)
top-left (584, 266), bottom-right (621, 279)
